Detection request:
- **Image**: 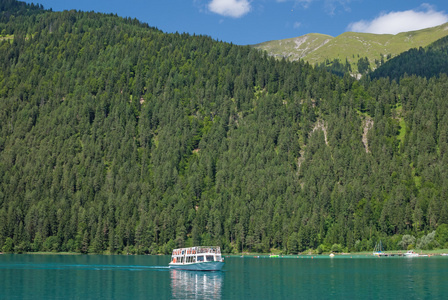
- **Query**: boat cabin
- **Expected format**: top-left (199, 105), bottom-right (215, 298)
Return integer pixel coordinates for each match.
top-left (171, 246), bottom-right (222, 265)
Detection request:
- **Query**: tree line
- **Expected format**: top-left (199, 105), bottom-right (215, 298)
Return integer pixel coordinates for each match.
top-left (1, 0), bottom-right (448, 254)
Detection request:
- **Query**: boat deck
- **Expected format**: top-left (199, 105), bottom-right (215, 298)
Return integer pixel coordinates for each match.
top-left (169, 246), bottom-right (224, 271)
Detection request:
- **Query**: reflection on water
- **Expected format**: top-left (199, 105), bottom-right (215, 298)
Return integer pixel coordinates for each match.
top-left (170, 269), bottom-right (223, 299)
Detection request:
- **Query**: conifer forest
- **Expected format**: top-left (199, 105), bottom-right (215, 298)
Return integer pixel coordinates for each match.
top-left (1, 1), bottom-right (448, 254)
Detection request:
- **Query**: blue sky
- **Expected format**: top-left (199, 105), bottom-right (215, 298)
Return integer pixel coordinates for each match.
top-left (26, 1), bottom-right (448, 45)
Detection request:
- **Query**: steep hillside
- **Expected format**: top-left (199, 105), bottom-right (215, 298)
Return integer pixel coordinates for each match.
top-left (253, 33), bottom-right (333, 61)
top-left (1, 1), bottom-right (448, 255)
top-left (254, 23), bottom-right (448, 74)
top-left (371, 35), bottom-right (448, 80)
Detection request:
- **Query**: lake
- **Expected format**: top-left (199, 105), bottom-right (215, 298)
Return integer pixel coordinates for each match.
top-left (1, 254), bottom-right (447, 299)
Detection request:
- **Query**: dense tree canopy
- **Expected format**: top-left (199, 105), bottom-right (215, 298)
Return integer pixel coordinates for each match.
top-left (1, 1), bottom-right (448, 255)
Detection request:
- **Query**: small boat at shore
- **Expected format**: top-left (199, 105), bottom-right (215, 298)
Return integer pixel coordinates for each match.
top-left (404, 250), bottom-right (419, 257)
top-left (169, 246), bottom-right (224, 271)
top-left (373, 240), bottom-right (389, 257)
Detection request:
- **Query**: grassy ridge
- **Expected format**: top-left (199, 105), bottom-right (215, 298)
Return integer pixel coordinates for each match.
top-left (254, 23), bottom-right (448, 73)
top-left (253, 33), bottom-right (333, 61)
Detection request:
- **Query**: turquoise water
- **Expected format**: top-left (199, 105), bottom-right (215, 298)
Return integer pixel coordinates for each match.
top-left (1, 254), bottom-right (447, 299)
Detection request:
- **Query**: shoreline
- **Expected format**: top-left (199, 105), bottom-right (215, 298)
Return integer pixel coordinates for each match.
top-left (1, 249), bottom-right (447, 256)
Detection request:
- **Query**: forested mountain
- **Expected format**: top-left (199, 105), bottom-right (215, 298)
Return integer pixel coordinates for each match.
top-left (370, 35), bottom-right (448, 81)
top-left (254, 23), bottom-right (448, 75)
top-left (1, 1), bottom-right (448, 255)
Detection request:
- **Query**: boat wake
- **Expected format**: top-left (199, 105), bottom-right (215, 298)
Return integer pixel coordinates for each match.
top-left (0, 263), bottom-right (171, 271)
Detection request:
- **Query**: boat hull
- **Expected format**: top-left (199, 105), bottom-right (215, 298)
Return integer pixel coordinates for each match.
top-left (169, 261), bottom-right (224, 271)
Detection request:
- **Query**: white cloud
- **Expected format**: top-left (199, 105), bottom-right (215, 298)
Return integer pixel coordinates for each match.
top-left (208, 0), bottom-right (251, 18)
top-left (276, 0), bottom-right (315, 9)
top-left (324, 0), bottom-right (351, 15)
top-left (277, 0), bottom-right (351, 11)
top-left (296, 0), bottom-right (314, 9)
top-left (294, 22), bottom-right (302, 29)
top-left (347, 4), bottom-right (448, 34)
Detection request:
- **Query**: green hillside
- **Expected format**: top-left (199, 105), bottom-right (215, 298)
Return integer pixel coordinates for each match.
top-left (254, 23), bottom-right (448, 74)
top-left (253, 33), bottom-right (333, 61)
top-left (371, 35), bottom-right (448, 80)
top-left (1, 1), bottom-right (448, 255)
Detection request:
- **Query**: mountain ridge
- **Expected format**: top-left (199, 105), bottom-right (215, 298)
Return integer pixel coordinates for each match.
top-left (254, 22), bottom-right (448, 73)
top-left (371, 34), bottom-right (448, 80)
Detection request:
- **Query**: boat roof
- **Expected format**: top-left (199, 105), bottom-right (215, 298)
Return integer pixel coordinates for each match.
top-left (172, 246), bottom-right (220, 251)
top-left (171, 246), bottom-right (222, 255)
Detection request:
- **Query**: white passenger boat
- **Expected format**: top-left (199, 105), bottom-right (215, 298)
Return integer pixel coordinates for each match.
top-left (169, 246), bottom-right (225, 271)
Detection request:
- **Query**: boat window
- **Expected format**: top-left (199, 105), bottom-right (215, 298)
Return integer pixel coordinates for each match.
top-left (197, 256), bottom-right (204, 262)
top-left (206, 255), bottom-right (214, 262)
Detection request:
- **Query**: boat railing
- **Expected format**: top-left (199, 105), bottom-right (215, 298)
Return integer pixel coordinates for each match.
top-left (197, 246), bottom-right (221, 254)
top-left (172, 246), bottom-right (221, 256)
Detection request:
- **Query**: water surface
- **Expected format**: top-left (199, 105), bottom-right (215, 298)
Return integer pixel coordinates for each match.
top-left (1, 254), bottom-right (447, 299)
